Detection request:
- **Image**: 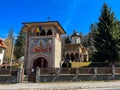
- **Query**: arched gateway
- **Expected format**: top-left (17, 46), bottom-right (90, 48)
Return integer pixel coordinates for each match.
top-left (33, 57), bottom-right (48, 69)
top-left (28, 57), bottom-right (48, 82)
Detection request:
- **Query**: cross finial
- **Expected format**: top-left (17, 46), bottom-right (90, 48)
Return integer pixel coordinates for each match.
top-left (47, 17), bottom-right (51, 21)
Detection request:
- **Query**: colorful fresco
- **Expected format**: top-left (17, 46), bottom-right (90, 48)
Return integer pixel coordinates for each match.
top-left (30, 38), bottom-right (52, 53)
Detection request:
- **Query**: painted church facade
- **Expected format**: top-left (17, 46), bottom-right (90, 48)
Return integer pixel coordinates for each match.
top-left (22, 21), bottom-right (66, 73)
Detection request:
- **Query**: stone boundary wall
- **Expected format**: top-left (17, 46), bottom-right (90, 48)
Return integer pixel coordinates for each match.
top-left (38, 75), bottom-right (120, 82)
top-left (39, 67), bottom-right (120, 75)
top-left (0, 76), bottom-right (17, 83)
top-left (35, 67), bottom-right (120, 82)
top-left (0, 69), bottom-right (22, 83)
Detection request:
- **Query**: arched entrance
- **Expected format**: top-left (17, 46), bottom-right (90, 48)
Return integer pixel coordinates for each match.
top-left (28, 57), bottom-right (48, 82)
top-left (33, 57), bottom-right (48, 69)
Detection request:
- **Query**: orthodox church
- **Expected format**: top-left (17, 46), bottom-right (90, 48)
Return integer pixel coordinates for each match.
top-left (64, 31), bottom-right (88, 62)
top-left (62, 31), bottom-right (88, 67)
top-left (22, 21), bottom-right (88, 74)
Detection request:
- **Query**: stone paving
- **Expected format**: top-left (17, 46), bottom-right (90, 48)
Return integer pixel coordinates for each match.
top-left (0, 81), bottom-right (120, 90)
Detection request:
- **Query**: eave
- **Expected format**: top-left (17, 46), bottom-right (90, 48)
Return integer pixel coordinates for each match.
top-left (22, 21), bottom-right (66, 34)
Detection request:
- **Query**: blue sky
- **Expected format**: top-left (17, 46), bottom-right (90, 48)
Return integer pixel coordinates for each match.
top-left (0, 0), bottom-right (120, 39)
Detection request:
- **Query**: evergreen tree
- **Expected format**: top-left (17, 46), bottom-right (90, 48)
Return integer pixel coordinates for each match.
top-left (92, 3), bottom-right (119, 64)
top-left (113, 21), bottom-right (120, 61)
top-left (14, 30), bottom-right (25, 61)
top-left (87, 24), bottom-right (97, 60)
top-left (65, 36), bottom-right (71, 44)
top-left (79, 32), bottom-right (85, 45)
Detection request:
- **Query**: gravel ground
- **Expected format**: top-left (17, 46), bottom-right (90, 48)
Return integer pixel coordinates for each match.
top-left (0, 81), bottom-right (120, 90)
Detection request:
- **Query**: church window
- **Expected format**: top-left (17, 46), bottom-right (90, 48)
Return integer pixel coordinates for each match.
top-left (75, 53), bottom-right (79, 62)
top-left (47, 30), bottom-right (52, 35)
top-left (36, 28), bottom-right (40, 36)
top-left (71, 53), bottom-right (74, 62)
top-left (36, 32), bottom-right (39, 36)
top-left (83, 55), bottom-right (87, 62)
top-left (75, 53), bottom-right (79, 59)
top-left (66, 53), bottom-right (69, 59)
top-left (40, 30), bottom-right (45, 36)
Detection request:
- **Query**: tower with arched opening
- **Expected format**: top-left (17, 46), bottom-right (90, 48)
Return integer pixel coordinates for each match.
top-left (22, 21), bottom-right (66, 74)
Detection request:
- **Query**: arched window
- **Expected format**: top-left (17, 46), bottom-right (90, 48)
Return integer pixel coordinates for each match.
top-left (47, 30), bottom-right (52, 35)
top-left (36, 28), bottom-right (40, 36)
top-left (75, 53), bottom-right (79, 62)
top-left (66, 53), bottom-right (69, 59)
top-left (36, 31), bottom-right (39, 36)
top-left (40, 30), bottom-right (45, 36)
top-left (71, 53), bottom-right (74, 62)
top-left (83, 55), bottom-right (87, 62)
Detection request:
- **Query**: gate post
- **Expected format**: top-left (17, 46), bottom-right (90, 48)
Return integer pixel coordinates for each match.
top-left (36, 66), bottom-right (40, 82)
top-left (112, 65), bottom-right (115, 77)
top-left (94, 67), bottom-right (97, 76)
top-left (17, 69), bottom-right (22, 83)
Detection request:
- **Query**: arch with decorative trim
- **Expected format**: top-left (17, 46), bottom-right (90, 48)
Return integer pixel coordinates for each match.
top-left (30, 54), bottom-right (50, 70)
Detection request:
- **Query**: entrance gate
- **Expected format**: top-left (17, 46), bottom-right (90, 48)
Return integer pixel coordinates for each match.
top-left (28, 57), bottom-right (48, 82)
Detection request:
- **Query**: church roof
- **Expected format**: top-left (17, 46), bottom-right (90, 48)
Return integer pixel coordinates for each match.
top-left (64, 43), bottom-right (88, 52)
top-left (64, 43), bottom-right (83, 48)
top-left (0, 39), bottom-right (7, 49)
top-left (22, 21), bottom-right (66, 34)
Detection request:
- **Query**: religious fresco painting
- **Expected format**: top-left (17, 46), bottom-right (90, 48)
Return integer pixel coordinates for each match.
top-left (30, 38), bottom-right (52, 53)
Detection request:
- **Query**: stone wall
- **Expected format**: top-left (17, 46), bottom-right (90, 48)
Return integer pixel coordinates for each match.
top-left (38, 75), bottom-right (120, 82)
top-left (0, 69), bottom-right (22, 83)
top-left (0, 76), bottom-right (17, 83)
top-left (35, 67), bottom-right (120, 82)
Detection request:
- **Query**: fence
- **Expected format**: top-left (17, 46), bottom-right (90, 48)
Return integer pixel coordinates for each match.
top-left (32, 67), bottom-right (120, 82)
top-left (0, 68), bottom-right (18, 76)
top-left (39, 67), bottom-right (120, 75)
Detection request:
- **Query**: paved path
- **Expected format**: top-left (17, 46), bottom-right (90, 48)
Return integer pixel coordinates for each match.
top-left (0, 81), bottom-right (120, 90)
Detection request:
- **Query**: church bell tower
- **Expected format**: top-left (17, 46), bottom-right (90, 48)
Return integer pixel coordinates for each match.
top-left (22, 21), bottom-right (66, 73)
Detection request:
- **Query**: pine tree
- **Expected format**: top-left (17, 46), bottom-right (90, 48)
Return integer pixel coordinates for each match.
top-left (113, 21), bottom-right (120, 61)
top-left (87, 24), bottom-right (97, 61)
top-left (65, 36), bottom-right (71, 44)
top-left (79, 32), bottom-right (86, 46)
top-left (92, 3), bottom-right (119, 64)
top-left (14, 30), bottom-right (25, 61)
